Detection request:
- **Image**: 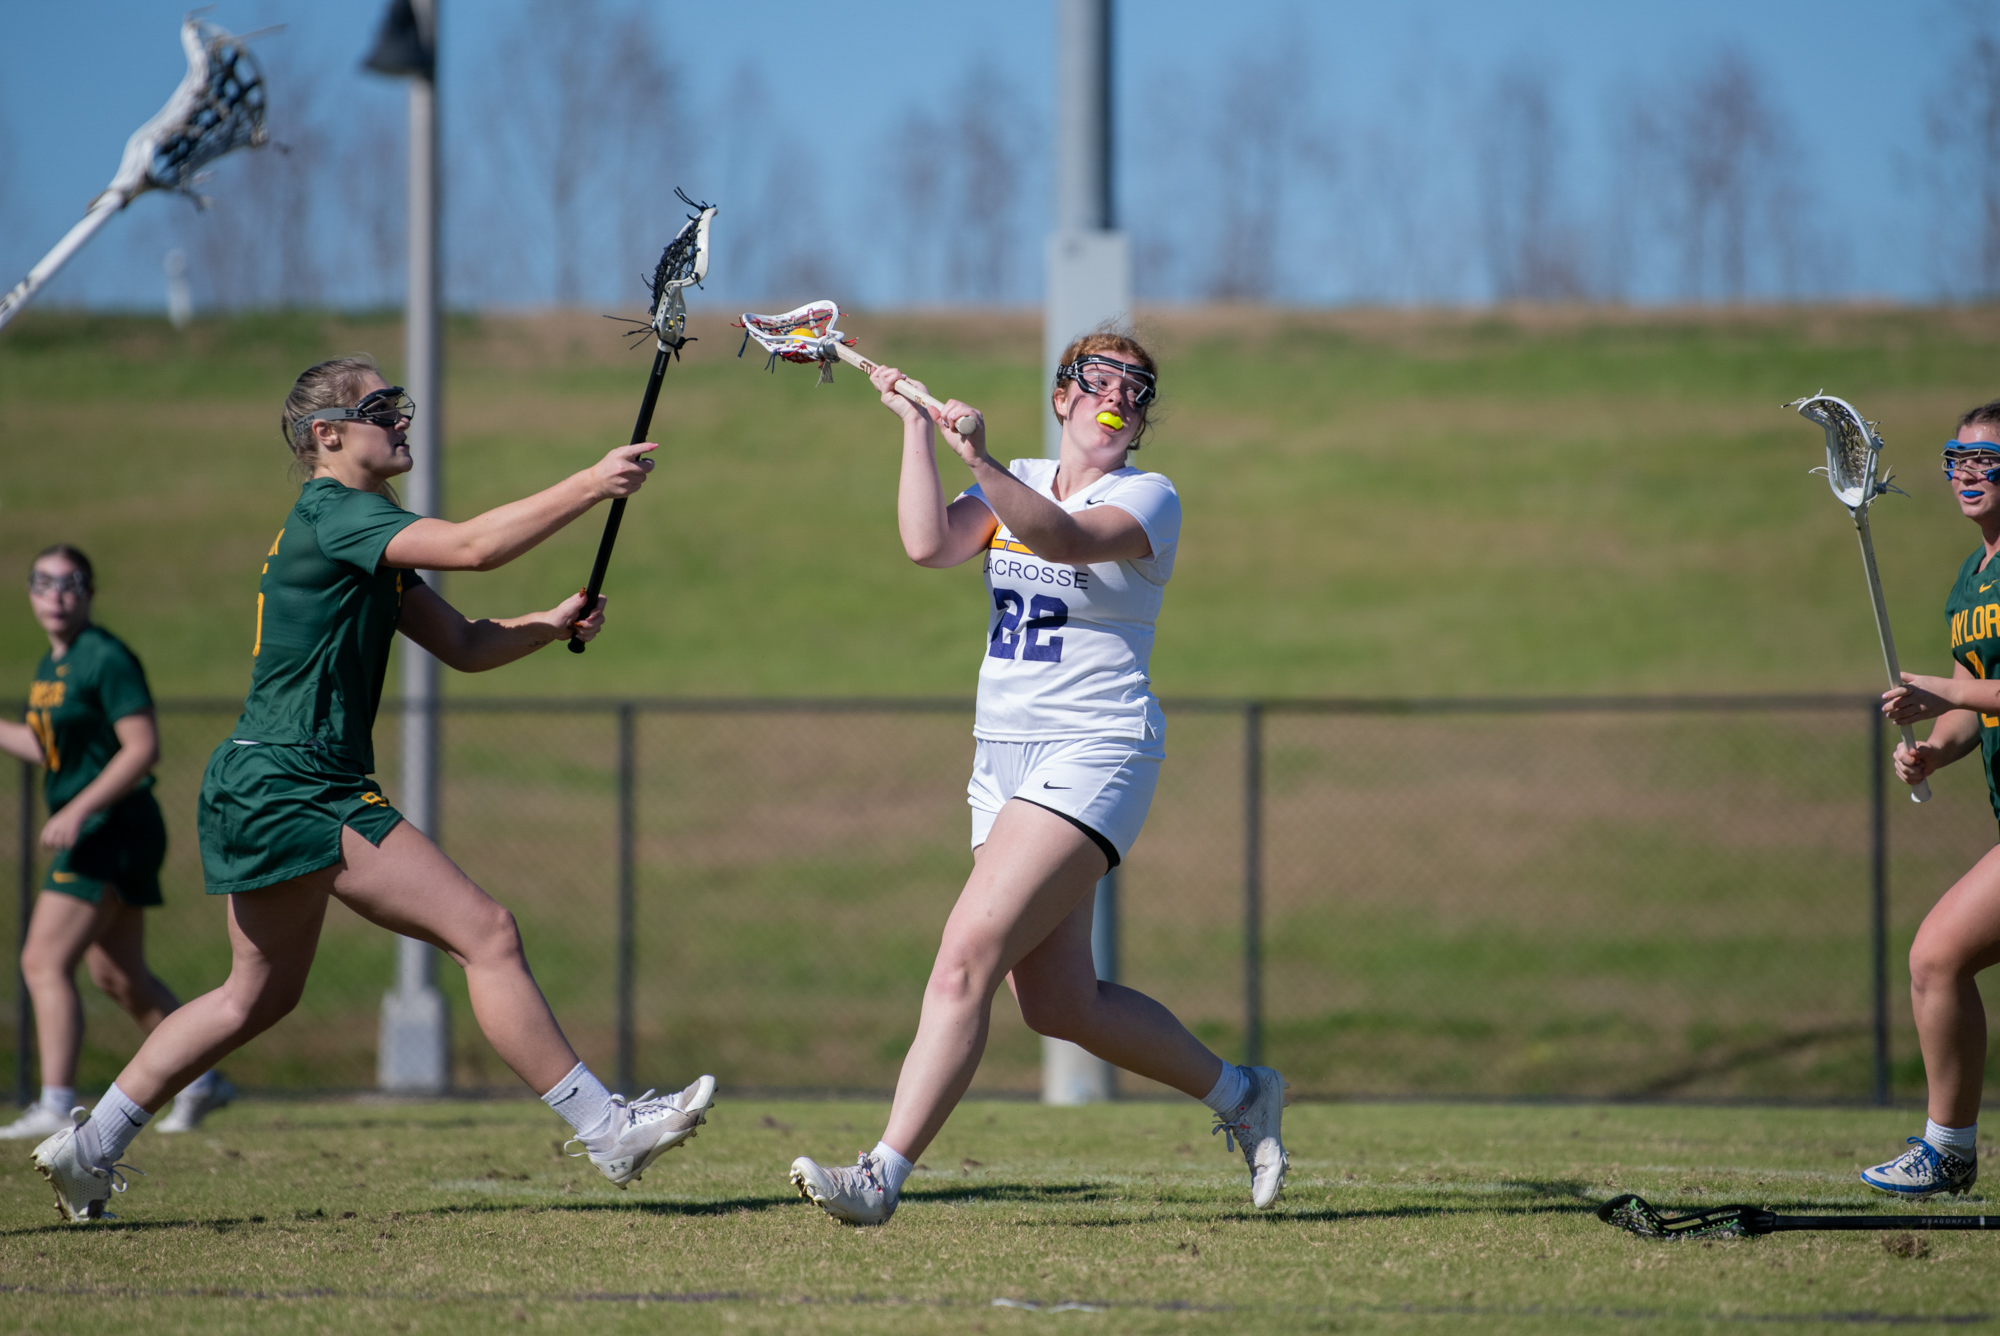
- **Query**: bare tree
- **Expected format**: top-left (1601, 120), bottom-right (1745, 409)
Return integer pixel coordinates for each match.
top-left (1626, 46), bottom-right (1822, 301)
top-left (887, 63), bottom-right (1036, 305)
top-left (1477, 63), bottom-right (1588, 301)
top-left (1924, 1), bottom-right (2000, 297)
top-left (1201, 47), bottom-right (1325, 301)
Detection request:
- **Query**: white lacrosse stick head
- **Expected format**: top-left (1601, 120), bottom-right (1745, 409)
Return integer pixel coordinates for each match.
top-left (737, 301), bottom-right (848, 364)
top-left (641, 192), bottom-right (716, 353)
top-left (103, 18), bottom-right (269, 208)
top-left (1791, 391), bottom-right (1889, 513)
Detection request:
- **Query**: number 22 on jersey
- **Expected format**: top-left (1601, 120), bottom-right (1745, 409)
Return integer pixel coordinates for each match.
top-left (989, 588), bottom-right (1067, 662)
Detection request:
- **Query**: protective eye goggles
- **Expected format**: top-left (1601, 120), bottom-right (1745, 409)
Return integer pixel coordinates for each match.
top-left (27, 572), bottom-right (90, 597)
top-left (296, 386), bottom-right (416, 439)
top-left (1057, 355), bottom-right (1156, 407)
top-left (1942, 441), bottom-right (2000, 480)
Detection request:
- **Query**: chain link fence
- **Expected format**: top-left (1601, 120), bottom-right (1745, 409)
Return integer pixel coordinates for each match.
top-left (6, 696), bottom-right (1990, 1103)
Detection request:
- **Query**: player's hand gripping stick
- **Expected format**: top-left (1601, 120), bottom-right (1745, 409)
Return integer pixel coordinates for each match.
top-left (735, 301), bottom-right (981, 436)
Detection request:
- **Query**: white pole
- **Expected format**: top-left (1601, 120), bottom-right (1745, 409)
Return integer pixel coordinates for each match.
top-left (377, 0), bottom-right (450, 1093)
top-left (1042, 0), bottom-right (1127, 1107)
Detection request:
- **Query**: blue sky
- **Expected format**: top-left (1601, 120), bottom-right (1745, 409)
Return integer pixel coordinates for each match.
top-left (0, 1), bottom-right (1960, 311)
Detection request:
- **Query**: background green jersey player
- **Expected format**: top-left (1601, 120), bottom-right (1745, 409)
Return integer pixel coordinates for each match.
top-left (29, 356), bottom-right (714, 1224)
top-left (1868, 398), bottom-right (2000, 1199)
top-left (0, 547), bottom-right (229, 1144)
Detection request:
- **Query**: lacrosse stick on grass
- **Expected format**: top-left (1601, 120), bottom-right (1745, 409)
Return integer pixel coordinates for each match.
top-left (0, 17), bottom-right (270, 332)
top-left (735, 301), bottom-right (983, 436)
top-left (1791, 391), bottom-right (1932, 803)
top-left (568, 190), bottom-right (716, 654)
top-left (1598, 1193), bottom-right (1999, 1240)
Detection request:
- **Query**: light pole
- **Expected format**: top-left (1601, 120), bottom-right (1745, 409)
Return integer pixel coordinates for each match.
top-left (1041, 0), bottom-right (1128, 1106)
top-left (365, 0), bottom-right (450, 1094)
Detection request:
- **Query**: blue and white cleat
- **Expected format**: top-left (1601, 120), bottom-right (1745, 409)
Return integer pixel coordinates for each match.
top-left (1861, 1137), bottom-right (1978, 1198)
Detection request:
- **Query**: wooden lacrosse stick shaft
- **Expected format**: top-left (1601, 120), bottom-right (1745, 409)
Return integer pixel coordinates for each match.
top-left (569, 344), bottom-right (670, 654)
top-left (833, 344), bottom-right (982, 436)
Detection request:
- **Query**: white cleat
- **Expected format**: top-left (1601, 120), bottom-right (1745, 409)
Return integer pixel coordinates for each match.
top-left (155, 1074), bottom-right (237, 1134)
top-left (571, 1076), bottom-right (716, 1188)
top-left (0, 1103), bottom-right (71, 1141)
top-left (30, 1109), bottom-right (139, 1224)
top-left (790, 1152), bottom-right (897, 1225)
top-left (1212, 1065), bottom-right (1291, 1209)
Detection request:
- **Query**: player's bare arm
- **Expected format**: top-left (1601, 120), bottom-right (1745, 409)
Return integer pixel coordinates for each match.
top-left (880, 364), bottom-right (997, 567)
top-left (397, 582), bottom-right (606, 672)
top-left (382, 444), bottom-right (656, 573)
top-left (38, 711), bottom-right (158, 851)
top-left (0, 718), bottom-right (42, 765)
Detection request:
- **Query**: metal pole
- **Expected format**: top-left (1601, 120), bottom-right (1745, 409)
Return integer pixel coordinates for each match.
top-left (616, 703), bottom-right (636, 1095)
top-left (1244, 702), bottom-right (1264, 1069)
top-left (1043, 0), bottom-right (1130, 460)
top-left (16, 759), bottom-right (34, 1107)
top-left (377, 0), bottom-right (450, 1093)
top-left (1870, 702), bottom-right (1890, 1106)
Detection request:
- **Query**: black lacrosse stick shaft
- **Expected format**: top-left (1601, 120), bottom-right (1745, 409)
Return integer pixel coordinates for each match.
top-left (568, 344), bottom-right (671, 654)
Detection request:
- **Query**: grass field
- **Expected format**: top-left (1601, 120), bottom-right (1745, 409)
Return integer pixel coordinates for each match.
top-left (7, 304), bottom-right (2000, 698)
top-left (1, 1095), bottom-right (1995, 1333)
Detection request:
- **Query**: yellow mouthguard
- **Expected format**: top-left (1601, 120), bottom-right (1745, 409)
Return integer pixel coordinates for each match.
top-left (1095, 411), bottom-right (1125, 430)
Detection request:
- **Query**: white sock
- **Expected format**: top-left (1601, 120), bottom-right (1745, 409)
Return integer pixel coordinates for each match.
top-left (39, 1086), bottom-right (75, 1115)
top-left (1200, 1063), bottom-right (1251, 1116)
top-left (871, 1141), bottom-right (914, 1195)
top-left (1927, 1119), bottom-right (1978, 1159)
top-left (541, 1062), bottom-right (619, 1153)
top-left (81, 1083), bottom-right (150, 1169)
top-left (182, 1070), bottom-right (217, 1099)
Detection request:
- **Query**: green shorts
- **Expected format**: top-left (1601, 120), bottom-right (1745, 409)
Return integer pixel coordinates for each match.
top-left (197, 741), bottom-right (404, 894)
top-left (44, 789), bottom-right (166, 907)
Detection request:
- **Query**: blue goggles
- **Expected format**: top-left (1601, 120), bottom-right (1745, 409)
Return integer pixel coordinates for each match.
top-left (1943, 441), bottom-right (2000, 479)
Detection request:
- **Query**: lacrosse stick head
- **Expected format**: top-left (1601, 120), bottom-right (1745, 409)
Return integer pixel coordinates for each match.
top-left (1596, 1194), bottom-right (1771, 1241)
top-left (104, 18), bottom-right (269, 207)
top-left (1790, 391), bottom-right (1890, 514)
top-left (630, 189), bottom-right (716, 354)
top-left (735, 301), bottom-right (854, 383)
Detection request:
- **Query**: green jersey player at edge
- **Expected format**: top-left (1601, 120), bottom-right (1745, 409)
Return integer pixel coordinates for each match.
top-left (0, 547), bottom-right (229, 1144)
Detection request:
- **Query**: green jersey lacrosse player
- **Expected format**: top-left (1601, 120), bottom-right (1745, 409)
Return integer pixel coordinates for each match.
top-left (1870, 397), bottom-right (2000, 1199)
top-left (29, 356), bottom-right (715, 1224)
top-left (0, 547), bottom-right (230, 1144)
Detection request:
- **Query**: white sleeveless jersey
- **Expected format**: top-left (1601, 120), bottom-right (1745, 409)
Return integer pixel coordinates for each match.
top-left (958, 457), bottom-right (1181, 741)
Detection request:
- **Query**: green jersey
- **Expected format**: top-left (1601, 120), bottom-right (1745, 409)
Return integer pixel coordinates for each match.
top-left (1947, 545), bottom-right (2000, 825)
top-left (231, 478), bottom-right (424, 773)
top-left (26, 624), bottom-right (155, 812)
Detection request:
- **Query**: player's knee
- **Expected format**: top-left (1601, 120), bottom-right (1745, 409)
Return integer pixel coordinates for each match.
top-left (84, 957), bottom-right (137, 1008)
top-left (19, 941), bottom-right (71, 990)
top-left (458, 899), bottom-right (522, 964)
top-left (1909, 937), bottom-right (1973, 995)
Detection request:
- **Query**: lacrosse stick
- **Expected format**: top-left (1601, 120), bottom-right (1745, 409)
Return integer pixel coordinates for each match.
top-left (735, 301), bottom-right (983, 436)
top-left (1598, 1193), bottom-right (2000, 1240)
top-left (1791, 391), bottom-right (1931, 803)
top-left (0, 17), bottom-right (269, 332)
top-left (568, 190), bottom-right (716, 654)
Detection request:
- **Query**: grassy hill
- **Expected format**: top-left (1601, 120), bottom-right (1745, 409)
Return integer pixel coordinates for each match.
top-left (5, 304), bottom-right (1999, 700)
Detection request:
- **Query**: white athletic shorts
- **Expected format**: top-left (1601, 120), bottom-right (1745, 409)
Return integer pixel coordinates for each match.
top-left (967, 734), bottom-right (1166, 868)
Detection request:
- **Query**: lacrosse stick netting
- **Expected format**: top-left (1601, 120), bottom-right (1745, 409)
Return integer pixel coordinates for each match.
top-left (735, 302), bottom-right (982, 435)
top-left (570, 192), bottom-right (718, 654)
top-left (1790, 392), bottom-right (1931, 802)
top-left (0, 18), bottom-right (269, 331)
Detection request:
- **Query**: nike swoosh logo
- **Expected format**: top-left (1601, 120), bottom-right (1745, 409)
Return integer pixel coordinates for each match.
top-left (1085, 499), bottom-right (1105, 505)
top-left (1983, 583), bottom-right (1996, 593)
top-left (1042, 782), bottom-right (1071, 790)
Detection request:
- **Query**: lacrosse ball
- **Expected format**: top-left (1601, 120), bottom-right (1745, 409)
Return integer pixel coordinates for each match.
top-left (1096, 411), bottom-right (1125, 430)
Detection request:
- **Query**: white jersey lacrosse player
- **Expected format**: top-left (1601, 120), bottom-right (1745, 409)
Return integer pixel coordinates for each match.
top-left (789, 331), bottom-right (1289, 1227)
